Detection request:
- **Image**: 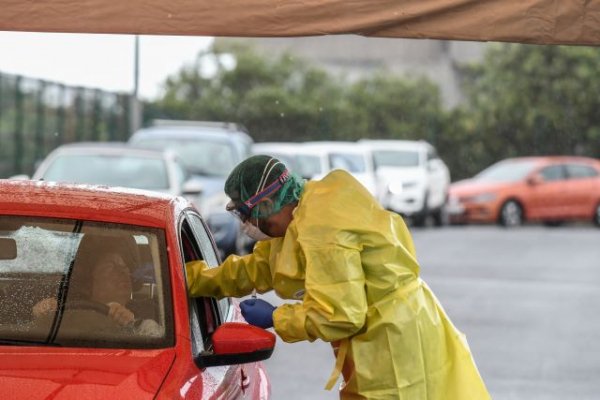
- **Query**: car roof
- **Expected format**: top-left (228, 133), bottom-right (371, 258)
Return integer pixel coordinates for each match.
top-left (358, 139), bottom-right (432, 151)
top-left (0, 179), bottom-right (189, 228)
top-left (500, 155), bottom-right (600, 166)
top-left (252, 142), bottom-right (307, 157)
top-left (131, 125), bottom-right (253, 143)
top-left (49, 142), bottom-right (171, 157)
top-left (303, 141), bottom-right (369, 154)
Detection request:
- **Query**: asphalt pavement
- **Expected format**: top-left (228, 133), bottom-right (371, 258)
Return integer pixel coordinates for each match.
top-left (262, 224), bottom-right (600, 400)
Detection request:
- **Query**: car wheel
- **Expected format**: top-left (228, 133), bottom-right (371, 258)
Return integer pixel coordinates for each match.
top-left (543, 220), bottom-right (564, 227)
top-left (594, 203), bottom-right (600, 227)
top-left (499, 200), bottom-right (524, 227)
top-left (432, 193), bottom-right (449, 227)
top-left (431, 207), bottom-right (446, 227)
top-left (412, 193), bottom-right (429, 227)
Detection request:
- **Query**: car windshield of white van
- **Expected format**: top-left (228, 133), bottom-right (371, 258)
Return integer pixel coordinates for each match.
top-left (373, 150), bottom-right (420, 168)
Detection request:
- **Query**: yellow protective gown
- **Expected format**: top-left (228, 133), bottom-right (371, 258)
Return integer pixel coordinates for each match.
top-left (186, 170), bottom-right (491, 400)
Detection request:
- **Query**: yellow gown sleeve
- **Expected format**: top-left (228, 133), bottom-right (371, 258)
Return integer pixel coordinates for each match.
top-left (273, 243), bottom-right (367, 343)
top-left (185, 240), bottom-right (274, 299)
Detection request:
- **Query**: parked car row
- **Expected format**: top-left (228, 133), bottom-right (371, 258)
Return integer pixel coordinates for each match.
top-left (253, 141), bottom-right (600, 228)
top-left (11, 120), bottom-right (256, 259)
top-left (252, 139), bottom-right (451, 227)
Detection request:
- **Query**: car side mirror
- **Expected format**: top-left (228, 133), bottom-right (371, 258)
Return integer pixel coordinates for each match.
top-left (194, 322), bottom-right (276, 369)
top-left (182, 180), bottom-right (204, 196)
top-left (427, 160), bottom-right (438, 172)
top-left (526, 175), bottom-right (543, 186)
top-left (0, 238), bottom-right (17, 260)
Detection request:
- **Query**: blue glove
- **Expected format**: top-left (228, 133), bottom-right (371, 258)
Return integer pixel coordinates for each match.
top-left (240, 298), bottom-right (276, 329)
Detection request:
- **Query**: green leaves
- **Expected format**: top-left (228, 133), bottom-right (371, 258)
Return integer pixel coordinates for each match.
top-left (145, 42), bottom-right (600, 181)
top-left (144, 42), bottom-right (445, 144)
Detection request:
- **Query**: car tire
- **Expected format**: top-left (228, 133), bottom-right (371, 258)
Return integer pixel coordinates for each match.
top-left (412, 193), bottom-right (429, 227)
top-left (499, 200), bottom-right (524, 227)
top-left (431, 207), bottom-right (446, 227)
top-left (543, 220), bottom-right (564, 227)
top-left (432, 193), bottom-right (449, 227)
top-left (594, 203), bottom-right (600, 227)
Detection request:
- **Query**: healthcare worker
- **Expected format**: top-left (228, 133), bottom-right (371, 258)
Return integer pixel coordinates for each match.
top-left (186, 155), bottom-right (491, 400)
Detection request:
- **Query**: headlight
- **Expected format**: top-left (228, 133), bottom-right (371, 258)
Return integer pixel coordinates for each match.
top-left (388, 182), bottom-right (404, 195)
top-left (467, 193), bottom-right (497, 203)
top-left (388, 181), bottom-right (419, 195)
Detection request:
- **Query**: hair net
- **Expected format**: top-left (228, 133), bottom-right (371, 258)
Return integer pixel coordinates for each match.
top-left (225, 155), bottom-right (305, 219)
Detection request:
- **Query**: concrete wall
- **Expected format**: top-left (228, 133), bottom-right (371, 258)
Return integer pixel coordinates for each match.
top-left (216, 36), bottom-right (486, 108)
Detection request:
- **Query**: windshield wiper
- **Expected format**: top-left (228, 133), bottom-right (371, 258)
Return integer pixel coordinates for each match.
top-left (0, 338), bottom-right (61, 346)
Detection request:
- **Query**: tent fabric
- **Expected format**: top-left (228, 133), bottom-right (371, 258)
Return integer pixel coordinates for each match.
top-left (2, 0), bottom-right (600, 45)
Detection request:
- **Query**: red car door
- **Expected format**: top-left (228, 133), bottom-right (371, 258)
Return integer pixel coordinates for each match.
top-left (179, 212), bottom-right (270, 400)
top-left (527, 164), bottom-right (569, 220)
top-left (178, 214), bottom-right (246, 399)
top-left (565, 163), bottom-right (600, 218)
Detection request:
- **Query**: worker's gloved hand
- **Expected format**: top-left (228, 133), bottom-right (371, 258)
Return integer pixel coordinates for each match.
top-left (240, 298), bottom-right (276, 329)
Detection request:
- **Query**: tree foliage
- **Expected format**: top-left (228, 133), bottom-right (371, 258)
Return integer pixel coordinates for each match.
top-left (144, 42), bottom-right (445, 143)
top-left (145, 42), bottom-right (600, 181)
top-left (458, 43), bottom-right (600, 175)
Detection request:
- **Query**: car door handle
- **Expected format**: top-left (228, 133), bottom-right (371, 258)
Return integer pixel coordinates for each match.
top-left (241, 368), bottom-right (251, 393)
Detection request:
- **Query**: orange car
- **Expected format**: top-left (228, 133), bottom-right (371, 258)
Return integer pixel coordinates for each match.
top-left (448, 156), bottom-right (600, 227)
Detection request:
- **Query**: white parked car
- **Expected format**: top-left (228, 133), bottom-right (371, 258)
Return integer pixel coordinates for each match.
top-left (251, 142), bottom-right (305, 175)
top-left (253, 141), bottom-right (377, 196)
top-left (302, 141), bottom-right (377, 196)
top-left (359, 139), bottom-right (451, 226)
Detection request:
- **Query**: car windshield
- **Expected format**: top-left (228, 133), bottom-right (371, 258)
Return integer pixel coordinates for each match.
top-left (329, 153), bottom-right (366, 173)
top-left (131, 138), bottom-right (237, 177)
top-left (474, 160), bottom-right (538, 182)
top-left (43, 154), bottom-right (169, 190)
top-left (0, 216), bottom-right (172, 349)
top-left (372, 150), bottom-right (420, 168)
top-left (295, 154), bottom-right (323, 178)
top-left (273, 153), bottom-right (298, 171)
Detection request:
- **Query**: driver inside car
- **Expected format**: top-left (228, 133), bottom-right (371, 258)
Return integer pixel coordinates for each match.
top-left (32, 234), bottom-right (162, 337)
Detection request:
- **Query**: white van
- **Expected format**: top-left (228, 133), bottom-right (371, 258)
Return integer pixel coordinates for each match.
top-left (301, 141), bottom-right (377, 196)
top-left (359, 139), bottom-right (450, 226)
top-left (252, 141), bottom-right (377, 197)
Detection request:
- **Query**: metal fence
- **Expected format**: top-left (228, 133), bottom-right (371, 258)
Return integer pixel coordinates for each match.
top-left (0, 72), bottom-right (135, 178)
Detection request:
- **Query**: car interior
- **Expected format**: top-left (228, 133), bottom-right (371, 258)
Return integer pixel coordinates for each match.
top-left (0, 217), bottom-right (173, 349)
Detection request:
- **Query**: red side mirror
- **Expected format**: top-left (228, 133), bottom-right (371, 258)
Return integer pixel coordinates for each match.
top-left (195, 322), bottom-right (276, 369)
top-left (526, 175), bottom-right (543, 186)
top-left (213, 322), bottom-right (276, 355)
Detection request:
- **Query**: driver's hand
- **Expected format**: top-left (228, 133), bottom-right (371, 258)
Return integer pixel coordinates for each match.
top-left (106, 302), bottom-right (135, 326)
top-left (32, 298), bottom-right (57, 318)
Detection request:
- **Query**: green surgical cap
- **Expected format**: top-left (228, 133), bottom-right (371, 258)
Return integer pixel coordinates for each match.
top-left (225, 154), bottom-right (305, 219)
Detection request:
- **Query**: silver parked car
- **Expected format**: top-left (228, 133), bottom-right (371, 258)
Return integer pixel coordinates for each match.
top-left (129, 120), bottom-right (255, 258)
top-left (28, 142), bottom-right (190, 197)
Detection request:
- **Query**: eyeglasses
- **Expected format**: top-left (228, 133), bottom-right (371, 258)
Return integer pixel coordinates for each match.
top-left (226, 169), bottom-right (290, 222)
top-left (226, 202), bottom-right (251, 223)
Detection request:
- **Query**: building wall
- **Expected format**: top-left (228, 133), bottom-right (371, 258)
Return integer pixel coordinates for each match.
top-left (216, 36), bottom-right (486, 108)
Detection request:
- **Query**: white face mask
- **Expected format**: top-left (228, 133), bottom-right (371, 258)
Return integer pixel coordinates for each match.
top-left (241, 220), bottom-right (272, 241)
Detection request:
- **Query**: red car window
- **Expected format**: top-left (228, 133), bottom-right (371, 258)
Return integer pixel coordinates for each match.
top-left (0, 216), bottom-right (173, 349)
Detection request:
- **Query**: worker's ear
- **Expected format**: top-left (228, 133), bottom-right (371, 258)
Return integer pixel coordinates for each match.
top-left (255, 197), bottom-right (274, 218)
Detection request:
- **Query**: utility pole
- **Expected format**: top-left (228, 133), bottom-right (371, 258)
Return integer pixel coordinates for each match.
top-left (129, 35), bottom-right (142, 136)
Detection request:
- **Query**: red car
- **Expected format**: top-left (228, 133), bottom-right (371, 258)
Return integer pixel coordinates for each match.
top-left (0, 179), bottom-right (273, 399)
top-left (448, 156), bottom-right (600, 227)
